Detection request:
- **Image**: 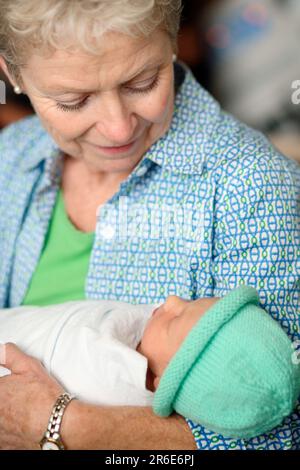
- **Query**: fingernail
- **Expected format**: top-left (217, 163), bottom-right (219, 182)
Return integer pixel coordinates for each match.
top-left (0, 343), bottom-right (6, 365)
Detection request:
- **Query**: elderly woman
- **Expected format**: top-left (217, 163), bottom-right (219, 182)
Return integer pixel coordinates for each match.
top-left (0, 0), bottom-right (299, 450)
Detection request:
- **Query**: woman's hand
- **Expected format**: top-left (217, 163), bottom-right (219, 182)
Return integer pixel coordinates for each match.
top-left (0, 343), bottom-right (196, 450)
top-left (0, 343), bottom-right (64, 449)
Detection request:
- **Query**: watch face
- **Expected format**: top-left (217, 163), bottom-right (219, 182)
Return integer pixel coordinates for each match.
top-left (41, 441), bottom-right (60, 450)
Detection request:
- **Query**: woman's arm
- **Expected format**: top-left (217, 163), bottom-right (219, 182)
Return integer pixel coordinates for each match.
top-left (62, 401), bottom-right (196, 450)
top-left (0, 343), bottom-right (196, 450)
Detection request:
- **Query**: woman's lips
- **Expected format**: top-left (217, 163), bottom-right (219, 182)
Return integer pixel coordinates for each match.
top-left (92, 139), bottom-right (137, 155)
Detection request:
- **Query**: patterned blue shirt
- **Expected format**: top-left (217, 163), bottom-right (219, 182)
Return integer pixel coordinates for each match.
top-left (0, 64), bottom-right (299, 450)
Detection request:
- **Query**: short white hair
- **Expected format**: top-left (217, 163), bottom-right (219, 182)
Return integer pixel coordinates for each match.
top-left (0, 0), bottom-right (182, 82)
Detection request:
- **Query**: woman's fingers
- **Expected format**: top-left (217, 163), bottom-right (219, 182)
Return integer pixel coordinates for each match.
top-left (0, 345), bottom-right (64, 449)
top-left (0, 342), bottom-right (42, 374)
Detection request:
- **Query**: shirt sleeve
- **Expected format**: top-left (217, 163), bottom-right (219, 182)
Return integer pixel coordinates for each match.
top-left (188, 151), bottom-right (300, 450)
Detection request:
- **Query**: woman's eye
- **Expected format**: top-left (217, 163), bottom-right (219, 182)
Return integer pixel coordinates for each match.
top-left (55, 75), bottom-right (160, 112)
top-left (56, 97), bottom-right (89, 113)
top-left (125, 75), bottom-right (160, 95)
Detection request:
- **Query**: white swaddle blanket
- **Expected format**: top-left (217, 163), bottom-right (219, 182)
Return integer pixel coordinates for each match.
top-left (0, 300), bottom-right (157, 406)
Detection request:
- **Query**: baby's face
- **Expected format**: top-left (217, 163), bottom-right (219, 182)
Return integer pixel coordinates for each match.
top-left (139, 296), bottom-right (218, 382)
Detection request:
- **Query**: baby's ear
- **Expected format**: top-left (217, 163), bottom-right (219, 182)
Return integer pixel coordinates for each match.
top-left (153, 377), bottom-right (160, 390)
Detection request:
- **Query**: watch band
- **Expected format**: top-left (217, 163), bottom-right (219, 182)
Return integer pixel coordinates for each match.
top-left (40, 392), bottom-right (76, 450)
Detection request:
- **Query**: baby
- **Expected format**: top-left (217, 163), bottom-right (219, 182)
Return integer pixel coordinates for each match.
top-left (0, 286), bottom-right (299, 439)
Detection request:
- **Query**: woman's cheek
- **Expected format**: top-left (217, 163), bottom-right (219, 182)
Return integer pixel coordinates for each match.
top-left (143, 93), bottom-right (172, 124)
top-left (46, 112), bottom-right (90, 141)
top-left (30, 98), bottom-right (81, 138)
top-left (156, 85), bottom-right (175, 124)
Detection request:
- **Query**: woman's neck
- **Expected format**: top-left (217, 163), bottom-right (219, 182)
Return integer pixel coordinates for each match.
top-left (63, 154), bottom-right (131, 190)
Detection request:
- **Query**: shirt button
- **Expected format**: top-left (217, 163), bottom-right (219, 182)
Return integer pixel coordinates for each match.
top-left (135, 166), bottom-right (147, 177)
top-left (99, 225), bottom-right (115, 239)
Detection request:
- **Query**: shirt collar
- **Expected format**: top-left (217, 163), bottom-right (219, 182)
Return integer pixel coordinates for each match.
top-left (23, 64), bottom-right (220, 177)
top-left (22, 118), bottom-right (61, 172)
top-left (146, 63), bottom-right (220, 175)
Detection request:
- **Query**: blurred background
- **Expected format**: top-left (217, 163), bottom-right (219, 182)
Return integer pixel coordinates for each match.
top-left (1, 0), bottom-right (300, 163)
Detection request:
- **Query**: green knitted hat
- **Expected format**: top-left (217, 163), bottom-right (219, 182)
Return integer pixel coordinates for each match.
top-left (153, 286), bottom-right (300, 439)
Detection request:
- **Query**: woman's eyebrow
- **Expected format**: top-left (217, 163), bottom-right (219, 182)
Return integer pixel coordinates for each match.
top-left (45, 61), bottom-right (163, 96)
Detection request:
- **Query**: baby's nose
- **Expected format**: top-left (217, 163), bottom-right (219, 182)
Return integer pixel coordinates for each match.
top-left (165, 295), bottom-right (189, 313)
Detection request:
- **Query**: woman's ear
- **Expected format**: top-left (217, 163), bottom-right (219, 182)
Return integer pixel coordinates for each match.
top-left (0, 57), bottom-right (21, 91)
top-left (0, 57), bottom-right (12, 84)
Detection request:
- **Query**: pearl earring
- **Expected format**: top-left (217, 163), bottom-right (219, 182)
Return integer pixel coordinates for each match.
top-left (14, 85), bottom-right (22, 94)
top-left (172, 54), bottom-right (177, 62)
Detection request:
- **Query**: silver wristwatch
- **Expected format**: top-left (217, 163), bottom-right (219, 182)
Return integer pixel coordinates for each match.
top-left (39, 392), bottom-right (76, 450)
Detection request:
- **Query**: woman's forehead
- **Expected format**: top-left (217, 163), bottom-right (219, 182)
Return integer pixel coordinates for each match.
top-left (26, 29), bottom-right (171, 70)
top-left (23, 30), bottom-right (172, 92)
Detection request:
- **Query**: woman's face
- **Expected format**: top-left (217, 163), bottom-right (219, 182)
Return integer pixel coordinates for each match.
top-left (16, 30), bottom-right (175, 175)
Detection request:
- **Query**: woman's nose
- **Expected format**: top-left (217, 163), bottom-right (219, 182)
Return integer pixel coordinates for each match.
top-left (94, 91), bottom-right (138, 145)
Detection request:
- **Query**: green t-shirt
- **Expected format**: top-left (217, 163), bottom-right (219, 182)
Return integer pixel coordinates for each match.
top-left (22, 189), bottom-right (94, 306)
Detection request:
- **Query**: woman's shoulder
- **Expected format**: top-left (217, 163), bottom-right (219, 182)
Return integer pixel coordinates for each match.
top-left (0, 114), bottom-right (43, 140)
top-left (206, 110), bottom-right (300, 194)
top-left (171, 68), bottom-right (300, 188)
top-left (0, 115), bottom-right (45, 164)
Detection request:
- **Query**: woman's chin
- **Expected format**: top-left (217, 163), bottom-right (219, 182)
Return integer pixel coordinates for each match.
top-left (81, 140), bottom-right (146, 174)
top-left (82, 152), bottom-right (142, 175)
